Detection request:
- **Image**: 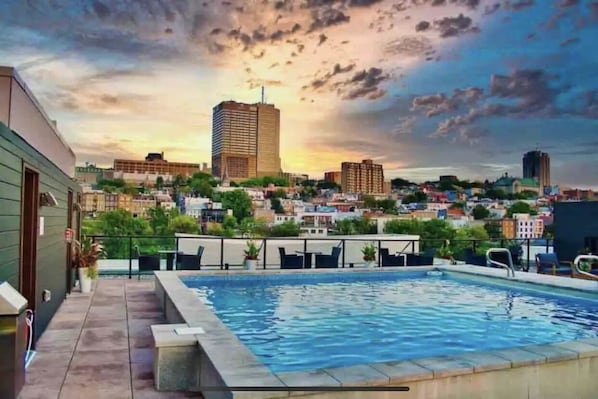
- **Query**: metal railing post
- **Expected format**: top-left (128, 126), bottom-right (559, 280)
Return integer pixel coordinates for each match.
top-left (545, 239), bottom-right (549, 253)
top-left (526, 238), bottom-right (531, 271)
top-left (303, 238), bottom-right (307, 256)
top-left (411, 240), bottom-right (415, 254)
top-left (341, 239), bottom-right (345, 268)
top-left (378, 239), bottom-right (382, 267)
top-left (263, 238), bottom-right (267, 270)
top-left (220, 237), bottom-right (224, 270)
top-left (128, 236), bottom-right (132, 279)
top-left (472, 239), bottom-right (477, 253)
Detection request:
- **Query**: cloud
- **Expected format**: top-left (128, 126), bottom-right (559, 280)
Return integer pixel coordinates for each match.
top-left (452, 126), bottom-right (488, 145)
top-left (415, 21), bottom-right (431, 32)
top-left (246, 79), bottom-right (284, 90)
top-left (507, 0), bottom-right (535, 10)
top-left (308, 8), bottom-right (351, 32)
top-left (489, 69), bottom-right (557, 111)
top-left (318, 33), bottom-right (328, 45)
top-left (560, 37), bottom-right (580, 47)
top-left (434, 14), bottom-right (477, 38)
top-left (307, 63), bottom-right (356, 90)
top-left (337, 67), bottom-right (389, 100)
top-left (385, 36), bottom-right (433, 57)
top-left (412, 87), bottom-right (483, 117)
top-left (392, 116), bottom-right (416, 136)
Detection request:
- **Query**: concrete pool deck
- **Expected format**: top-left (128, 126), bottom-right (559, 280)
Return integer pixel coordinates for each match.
top-left (19, 279), bottom-right (200, 399)
top-left (155, 266), bottom-right (598, 399)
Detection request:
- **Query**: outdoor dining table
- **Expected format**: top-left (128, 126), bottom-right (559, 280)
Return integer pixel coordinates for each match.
top-left (295, 250), bottom-right (322, 268)
top-left (158, 250), bottom-right (178, 270)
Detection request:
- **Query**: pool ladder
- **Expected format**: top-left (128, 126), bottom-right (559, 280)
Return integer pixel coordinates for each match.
top-left (573, 254), bottom-right (598, 280)
top-left (486, 248), bottom-right (515, 278)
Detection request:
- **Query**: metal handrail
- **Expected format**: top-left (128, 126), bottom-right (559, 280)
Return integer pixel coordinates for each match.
top-left (486, 248), bottom-right (515, 278)
top-left (573, 255), bottom-right (598, 280)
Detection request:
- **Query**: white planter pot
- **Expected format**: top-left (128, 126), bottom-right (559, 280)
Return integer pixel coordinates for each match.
top-left (365, 261), bottom-right (376, 268)
top-left (78, 268), bottom-right (92, 293)
top-left (244, 259), bottom-right (258, 270)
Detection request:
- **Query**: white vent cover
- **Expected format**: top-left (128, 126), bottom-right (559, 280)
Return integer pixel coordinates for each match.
top-left (0, 282), bottom-right (28, 315)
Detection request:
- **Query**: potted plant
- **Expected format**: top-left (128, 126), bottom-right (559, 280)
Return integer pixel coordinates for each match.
top-left (72, 238), bottom-right (103, 293)
top-left (577, 248), bottom-right (594, 273)
top-left (244, 240), bottom-right (259, 270)
top-left (437, 245), bottom-right (456, 265)
top-left (362, 243), bottom-right (377, 268)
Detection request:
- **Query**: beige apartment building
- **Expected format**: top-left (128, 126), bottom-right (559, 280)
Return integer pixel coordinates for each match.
top-left (114, 152), bottom-right (203, 177)
top-left (82, 192), bottom-right (106, 213)
top-left (132, 197), bottom-right (156, 218)
top-left (211, 101), bottom-right (281, 180)
top-left (341, 159), bottom-right (384, 194)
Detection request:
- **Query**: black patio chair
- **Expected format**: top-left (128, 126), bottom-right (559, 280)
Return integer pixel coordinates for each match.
top-left (405, 253), bottom-right (434, 266)
top-left (380, 248), bottom-right (404, 267)
top-left (176, 246), bottom-right (204, 270)
top-left (315, 246), bottom-right (341, 268)
top-left (535, 253), bottom-right (573, 277)
top-left (136, 246), bottom-right (160, 280)
top-left (279, 247), bottom-right (304, 269)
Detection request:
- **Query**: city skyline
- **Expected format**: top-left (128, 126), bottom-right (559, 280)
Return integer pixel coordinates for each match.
top-left (0, 1), bottom-right (596, 187)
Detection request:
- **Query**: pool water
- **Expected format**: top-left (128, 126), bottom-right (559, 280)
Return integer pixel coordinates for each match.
top-left (183, 272), bottom-right (598, 372)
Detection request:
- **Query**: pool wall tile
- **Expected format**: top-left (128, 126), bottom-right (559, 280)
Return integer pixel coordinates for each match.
top-left (520, 344), bottom-right (579, 363)
top-left (369, 360), bottom-right (434, 384)
top-left (322, 365), bottom-right (390, 386)
top-left (410, 356), bottom-right (474, 378)
top-left (485, 347), bottom-right (546, 368)
top-left (453, 352), bottom-right (512, 373)
top-left (550, 341), bottom-right (598, 359)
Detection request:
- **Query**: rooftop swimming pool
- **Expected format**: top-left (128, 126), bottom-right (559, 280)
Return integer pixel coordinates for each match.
top-left (182, 271), bottom-right (598, 373)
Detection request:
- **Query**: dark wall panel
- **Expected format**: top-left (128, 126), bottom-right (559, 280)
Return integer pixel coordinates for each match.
top-left (553, 202), bottom-right (598, 261)
top-left (0, 123), bottom-right (79, 342)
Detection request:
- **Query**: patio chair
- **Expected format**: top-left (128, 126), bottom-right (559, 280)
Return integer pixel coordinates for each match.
top-left (405, 253), bottom-right (434, 266)
top-left (488, 246), bottom-right (522, 269)
top-left (279, 247), bottom-right (304, 269)
top-left (176, 246), bottom-right (204, 270)
top-left (136, 246), bottom-right (160, 279)
top-left (380, 248), bottom-right (404, 267)
top-left (535, 253), bottom-right (573, 277)
top-left (315, 246), bottom-right (341, 268)
top-left (464, 248), bottom-right (487, 266)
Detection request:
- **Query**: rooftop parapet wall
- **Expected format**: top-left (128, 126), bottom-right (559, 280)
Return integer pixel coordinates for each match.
top-left (0, 66), bottom-right (76, 177)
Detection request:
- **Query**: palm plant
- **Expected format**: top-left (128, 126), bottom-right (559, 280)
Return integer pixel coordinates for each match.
top-left (361, 243), bottom-right (376, 262)
top-left (72, 237), bottom-right (104, 279)
top-left (244, 241), bottom-right (260, 260)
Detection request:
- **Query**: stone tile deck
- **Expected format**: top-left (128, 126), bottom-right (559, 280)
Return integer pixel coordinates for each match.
top-left (19, 279), bottom-right (201, 399)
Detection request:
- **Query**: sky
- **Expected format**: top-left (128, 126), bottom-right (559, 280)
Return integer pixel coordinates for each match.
top-left (0, 0), bottom-right (597, 187)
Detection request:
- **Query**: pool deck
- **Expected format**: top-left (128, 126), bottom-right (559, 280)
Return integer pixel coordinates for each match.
top-left (19, 279), bottom-right (200, 399)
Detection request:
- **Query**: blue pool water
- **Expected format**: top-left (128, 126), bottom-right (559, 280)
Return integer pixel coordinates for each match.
top-left (183, 272), bottom-right (598, 372)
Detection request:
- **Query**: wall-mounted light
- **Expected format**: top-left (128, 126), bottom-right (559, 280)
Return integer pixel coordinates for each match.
top-left (73, 203), bottom-right (82, 212)
top-left (40, 192), bottom-right (59, 207)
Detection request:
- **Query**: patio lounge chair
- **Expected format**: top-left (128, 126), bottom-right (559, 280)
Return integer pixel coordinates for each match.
top-left (279, 247), bottom-right (304, 269)
top-left (136, 246), bottom-right (160, 279)
top-left (380, 248), bottom-right (404, 267)
top-left (177, 246), bottom-right (204, 270)
top-left (315, 246), bottom-right (341, 268)
top-left (535, 253), bottom-right (573, 277)
top-left (405, 253), bottom-right (434, 266)
top-left (464, 248), bottom-right (487, 266)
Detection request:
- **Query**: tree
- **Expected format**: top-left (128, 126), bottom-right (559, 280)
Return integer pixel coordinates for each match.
top-left (438, 181), bottom-right (455, 191)
top-left (220, 190), bottom-right (252, 222)
top-left (222, 215), bottom-right (238, 237)
top-left (270, 198), bottom-right (284, 214)
top-left (449, 201), bottom-right (465, 209)
top-left (169, 215), bottom-right (198, 234)
top-left (147, 206), bottom-right (172, 235)
top-left (270, 220), bottom-right (301, 237)
top-left (543, 223), bottom-right (554, 239)
top-left (335, 219), bottom-right (356, 235)
top-left (507, 201), bottom-right (537, 217)
top-left (383, 219), bottom-right (423, 235)
top-left (377, 199), bottom-right (398, 214)
top-left (363, 195), bottom-right (377, 209)
top-left (271, 188), bottom-right (287, 199)
top-left (190, 179), bottom-right (214, 198)
top-left (472, 204), bottom-right (490, 220)
top-left (402, 191), bottom-right (427, 204)
top-left (156, 176), bottom-right (164, 190)
top-left (94, 209), bottom-right (152, 258)
top-left (484, 188), bottom-right (506, 200)
top-left (484, 221), bottom-right (501, 238)
top-left (239, 217), bottom-right (270, 238)
top-left (173, 174), bottom-right (186, 188)
top-left (316, 181), bottom-right (339, 190)
top-left (354, 216), bottom-right (377, 234)
top-left (391, 178), bottom-right (414, 189)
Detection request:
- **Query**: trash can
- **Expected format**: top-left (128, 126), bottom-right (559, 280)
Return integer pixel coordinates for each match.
top-left (0, 281), bottom-right (28, 399)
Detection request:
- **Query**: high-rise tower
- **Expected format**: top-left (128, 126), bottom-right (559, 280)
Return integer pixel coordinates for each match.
top-left (523, 150), bottom-right (550, 192)
top-left (211, 101), bottom-right (281, 180)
